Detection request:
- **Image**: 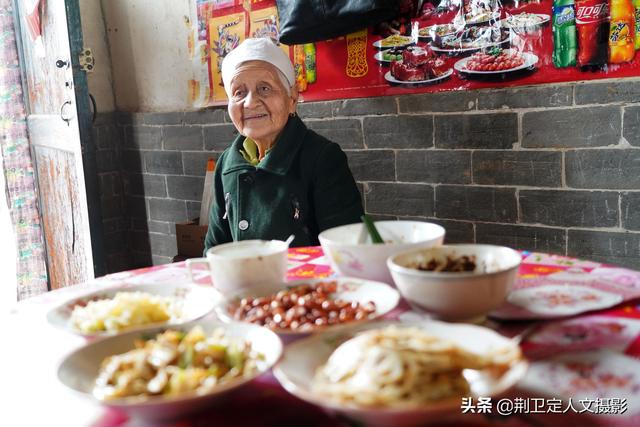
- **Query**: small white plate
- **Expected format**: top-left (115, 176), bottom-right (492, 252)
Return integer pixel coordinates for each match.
top-left (372, 35), bottom-right (414, 49)
top-left (47, 282), bottom-right (221, 338)
top-left (454, 51), bottom-right (538, 75)
top-left (384, 68), bottom-right (453, 86)
top-left (57, 320), bottom-right (282, 420)
top-left (215, 277), bottom-right (400, 336)
top-left (374, 50), bottom-right (402, 65)
top-left (507, 284), bottom-right (623, 317)
top-left (501, 13), bottom-right (550, 30)
top-left (430, 36), bottom-right (509, 55)
top-left (274, 319), bottom-right (528, 427)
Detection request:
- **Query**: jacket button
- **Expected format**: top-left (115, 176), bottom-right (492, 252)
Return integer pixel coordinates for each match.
top-left (238, 220), bottom-right (249, 230)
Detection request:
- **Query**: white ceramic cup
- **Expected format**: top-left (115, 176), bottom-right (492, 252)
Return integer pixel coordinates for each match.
top-left (186, 239), bottom-right (289, 297)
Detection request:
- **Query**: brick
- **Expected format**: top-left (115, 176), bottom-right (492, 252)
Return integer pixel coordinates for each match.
top-left (520, 190), bottom-right (618, 227)
top-left (100, 196), bottom-right (125, 220)
top-left (130, 231), bottom-right (151, 252)
top-left (115, 112), bottom-right (143, 126)
top-left (95, 123), bottom-right (122, 150)
top-left (104, 231), bottom-right (127, 254)
top-left (102, 218), bottom-right (121, 235)
top-left (126, 196), bottom-right (148, 219)
top-left (473, 151), bottom-right (562, 187)
top-left (522, 107), bottom-right (621, 148)
top-left (435, 113), bottom-right (517, 149)
top-left (477, 85), bottom-right (573, 110)
top-left (575, 80), bottom-right (640, 105)
top-left (99, 173), bottom-right (122, 196)
top-left (183, 108), bottom-right (226, 124)
top-left (436, 186), bottom-right (517, 222)
top-left (476, 223), bottom-right (566, 254)
top-left (397, 150), bottom-right (471, 184)
top-left (106, 253), bottom-right (132, 273)
top-left (183, 151), bottom-right (215, 177)
top-left (121, 150), bottom-right (144, 173)
top-left (364, 115), bottom-right (432, 149)
top-left (566, 150), bottom-right (640, 189)
top-left (124, 173), bottom-right (167, 198)
top-left (345, 150), bottom-right (395, 182)
top-left (96, 149), bottom-right (120, 173)
top-left (93, 112), bottom-right (117, 126)
top-left (163, 126), bottom-right (203, 151)
top-left (624, 106), bottom-right (640, 147)
top-left (622, 193), bottom-right (640, 231)
top-left (149, 232), bottom-right (178, 257)
top-left (398, 91), bottom-right (477, 113)
top-left (167, 176), bottom-right (205, 201)
top-left (421, 218), bottom-right (474, 244)
top-left (333, 97), bottom-right (397, 116)
top-left (130, 251), bottom-right (153, 269)
top-left (187, 201), bottom-right (203, 220)
top-left (144, 151), bottom-right (183, 175)
top-left (204, 124), bottom-right (238, 151)
top-left (297, 101), bottom-right (334, 118)
top-left (568, 230), bottom-right (640, 270)
top-left (148, 220), bottom-right (172, 234)
top-left (131, 218), bottom-right (149, 231)
top-left (124, 126), bottom-right (162, 150)
top-left (148, 198), bottom-right (188, 222)
top-left (365, 183), bottom-right (434, 217)
top-left (306, 119), bottom-right (364, 149)
top-left (143, 112), bottom-right (183, 125)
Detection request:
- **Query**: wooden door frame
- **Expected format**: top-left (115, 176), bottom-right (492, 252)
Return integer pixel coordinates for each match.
top-left (12, 0), bottom-right (106, 283)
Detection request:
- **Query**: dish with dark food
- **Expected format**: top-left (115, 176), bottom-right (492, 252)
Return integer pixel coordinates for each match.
top-left (388, 46), bottom-right (450, 82)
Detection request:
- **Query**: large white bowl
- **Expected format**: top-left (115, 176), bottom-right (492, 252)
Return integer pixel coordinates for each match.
top-left (318, 221), bottom-right (445, 285)
top-left (273, 319), bottom-right (528, 427)
top-left (57, 319), bottom-right (282, 420)
top-left (387, 244), bottom-right (522, 322)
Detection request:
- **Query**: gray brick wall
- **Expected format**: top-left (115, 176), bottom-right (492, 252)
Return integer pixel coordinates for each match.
top-left (96, 77), bottom-right (640, 270)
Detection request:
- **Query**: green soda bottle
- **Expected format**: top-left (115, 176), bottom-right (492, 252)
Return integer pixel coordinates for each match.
top-left (552, 0), bottom-right (577, 67)
top-left (303, 43), bottom-right (317, 84)
top-left (634, 0), bottom-right (640, 50)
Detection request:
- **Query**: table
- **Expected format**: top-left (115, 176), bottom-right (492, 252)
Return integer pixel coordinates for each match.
top-left (4, 247), bottom-right (640, 427)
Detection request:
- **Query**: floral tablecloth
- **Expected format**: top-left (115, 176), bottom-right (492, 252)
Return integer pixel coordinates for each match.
top-left (5, 247), bottom-right (640, 427)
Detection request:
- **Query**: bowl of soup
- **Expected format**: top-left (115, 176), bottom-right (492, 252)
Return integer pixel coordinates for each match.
top-left (387, 244), bottom-right (522, 322)
top-left (318, 221), bottom-right (445, 285)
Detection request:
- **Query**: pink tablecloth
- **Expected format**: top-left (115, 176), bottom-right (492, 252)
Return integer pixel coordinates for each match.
top-left (5, 247), bottom-right (640, 427)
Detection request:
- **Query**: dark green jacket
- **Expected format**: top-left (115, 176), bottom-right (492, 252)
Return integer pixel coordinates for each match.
top-left (204, 116), bottom-right (363, 251)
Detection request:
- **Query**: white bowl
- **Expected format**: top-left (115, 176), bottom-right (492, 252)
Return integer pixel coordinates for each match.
top-left (273, 319), bottom-right (528, 427)
top-left (215, 277), bottom-right (400, 337)
top-left (318, 221), bottom-right (445, 285)
top-left (387, 244), bottom-right (522, 322)
top-left (57, 319), bottom-right (282, 420)
top-left (47, 282), bottom-right (221, 338)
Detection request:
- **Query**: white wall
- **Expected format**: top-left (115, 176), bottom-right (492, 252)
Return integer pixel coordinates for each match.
top-left (100, 0), bottom-right (193, 112)
top-left (79, 0), bottom-right (115, 112)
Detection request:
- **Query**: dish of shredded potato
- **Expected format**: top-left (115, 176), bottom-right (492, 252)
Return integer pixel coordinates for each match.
top-left (93, 326), bottom-right (262, 400)
top-left (311, 325), bottom-right (521, 407)
top-left (70, 291), bottom-right (183, 333)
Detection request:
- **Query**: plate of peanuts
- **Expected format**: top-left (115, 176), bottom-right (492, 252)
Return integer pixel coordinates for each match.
top-left (215, 278), bottom-right (401, 335)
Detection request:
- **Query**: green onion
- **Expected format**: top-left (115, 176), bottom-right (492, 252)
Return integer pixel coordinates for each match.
top-left (361, 214), bottom-right (384, 244)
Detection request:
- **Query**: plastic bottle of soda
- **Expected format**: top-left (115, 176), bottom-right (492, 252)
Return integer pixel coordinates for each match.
top-left (552, 0), bottom-right (578, 67)
top-left (609, 0), bottom-right (636, 62)
top-left (634, 0), bottom-right (640, 49)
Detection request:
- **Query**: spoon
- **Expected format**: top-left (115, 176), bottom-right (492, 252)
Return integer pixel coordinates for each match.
top-left (284, 234), bottom-right (295, 247)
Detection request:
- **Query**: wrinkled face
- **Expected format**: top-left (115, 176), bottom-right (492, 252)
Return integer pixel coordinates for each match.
top-left (227, 61), bottom-right (297, 145)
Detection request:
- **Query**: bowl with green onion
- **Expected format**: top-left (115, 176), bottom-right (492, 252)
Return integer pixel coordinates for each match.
top-left (318, 218), bottom-right (445, 286)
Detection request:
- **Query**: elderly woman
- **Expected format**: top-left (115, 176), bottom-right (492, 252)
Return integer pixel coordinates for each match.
top-left (204, 38), bottom-right (364, 250)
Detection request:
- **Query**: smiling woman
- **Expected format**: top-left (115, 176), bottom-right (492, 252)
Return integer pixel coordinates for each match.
top-left (204, 38), bottom-right (364, 252)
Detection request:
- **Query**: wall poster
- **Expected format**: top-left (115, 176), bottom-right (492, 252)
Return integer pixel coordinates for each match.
top-left (189, 0), bottom-right (640, 107)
